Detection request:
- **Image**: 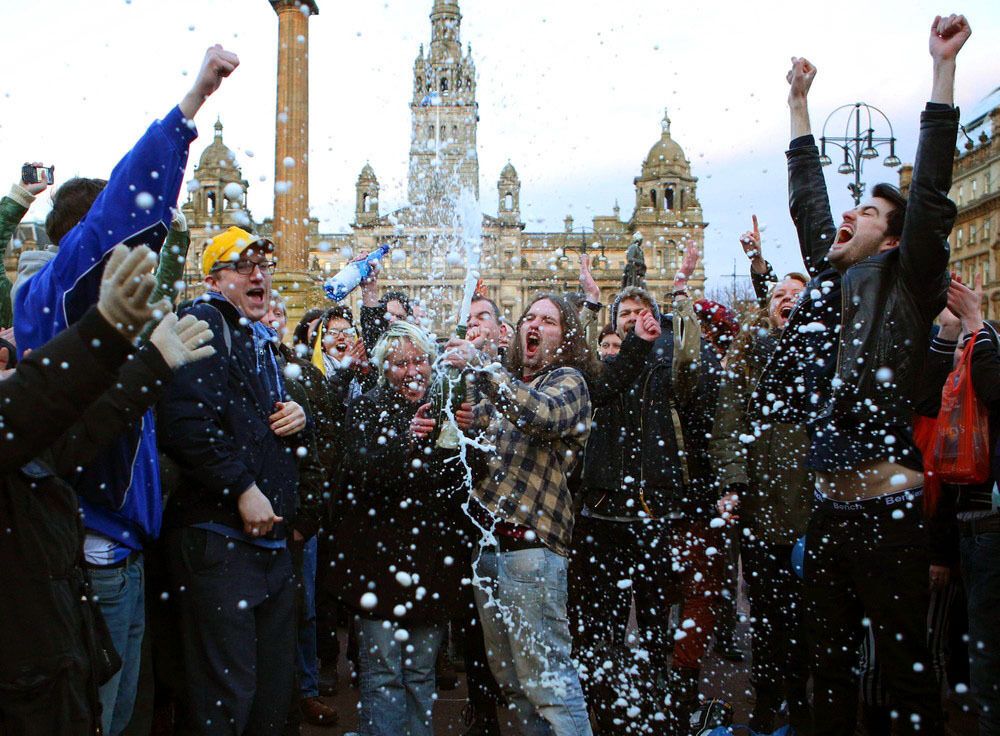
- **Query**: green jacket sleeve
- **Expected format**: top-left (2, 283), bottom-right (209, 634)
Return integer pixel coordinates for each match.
top-left (672, 294), bottom-right (701, 406)
top-left (138, 225), bottom-right (191, 342)
top-left (708, 366), bottom-right (751, 491)
top-left (150, 225), bottom-right (191, 306)
top-left (0, 186), bottom-right (34, 329)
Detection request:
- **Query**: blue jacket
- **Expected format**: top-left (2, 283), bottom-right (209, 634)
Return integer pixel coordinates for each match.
top-left (13, 106), bottom-right (197, 553)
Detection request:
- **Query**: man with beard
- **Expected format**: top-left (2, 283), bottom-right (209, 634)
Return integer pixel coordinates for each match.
top-left (443, 294), bottom-right (596, 736)
top-left (755, 15), bottom-right (970, 735)
top-left (710, 261), bottom-right (810, 734)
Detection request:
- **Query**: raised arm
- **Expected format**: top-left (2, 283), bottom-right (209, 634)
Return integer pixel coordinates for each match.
top-left (0, 167), bottom-right (49, 328)
top-left (785, 57), bottom-right (836, 277)
top-left (787, 57), bottom-right (816, 140)
top-left (898, 15), bottom-right (969, 301)
top-left (929, 14), bottom-right (970, 105)
top-left (740, 215), bottom-right (777, 307)
top-left (14, 46), bottom-right (237, 353)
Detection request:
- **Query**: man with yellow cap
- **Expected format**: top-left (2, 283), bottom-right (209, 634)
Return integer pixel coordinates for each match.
top-left (158, 225), bottom-right (322, 734)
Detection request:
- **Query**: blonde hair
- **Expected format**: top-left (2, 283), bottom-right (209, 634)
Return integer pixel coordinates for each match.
top-left (371, 321), bottom-right (437, 386)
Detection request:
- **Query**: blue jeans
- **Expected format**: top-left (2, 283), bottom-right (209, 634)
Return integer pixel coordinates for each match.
top-left (473, 546), bottom-right (593, 736)
top-left (961, 530), bottom-right (1000, 736)
top-left (355, 618), bottom-right (444, 736)
top-left (297, 536), bottom-right (320, 698)
top-left (90, 555), bottom-right (145, 736)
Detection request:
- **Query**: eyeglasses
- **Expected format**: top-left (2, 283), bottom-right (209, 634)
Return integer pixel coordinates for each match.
top-left (213, 260), bottom-right (277, 276)
top-left (326, 328), bottom-right (356, 337)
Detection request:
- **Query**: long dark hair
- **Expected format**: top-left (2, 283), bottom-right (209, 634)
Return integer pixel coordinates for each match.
top-left (505, 292), bottom-right (600, 379)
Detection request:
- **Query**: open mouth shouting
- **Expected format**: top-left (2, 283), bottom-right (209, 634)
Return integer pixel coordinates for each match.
top-left (525, 330), bottom-right (542, 358)
top-left (833, 223), bottom-right (854, 250)
top-left (245, 286), bottom-right (267, 311)
top-left (780, 304), bottom-right (794, 319)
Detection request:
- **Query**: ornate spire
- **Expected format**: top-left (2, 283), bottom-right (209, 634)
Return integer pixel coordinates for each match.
top-left (661, 108), bottom-right (671, 136)
top-left (214, 118), bottom-right (223, 138)
top-left (429, 0), bottom-right (461, 57)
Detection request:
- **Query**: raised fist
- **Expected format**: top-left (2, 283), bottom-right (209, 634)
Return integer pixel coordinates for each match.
top-left (192, 45), bottom-right (239, 100)
top-left (929, 14), bottom-right (971, 62)
top-left (786, 57), bottom-right (817, 103)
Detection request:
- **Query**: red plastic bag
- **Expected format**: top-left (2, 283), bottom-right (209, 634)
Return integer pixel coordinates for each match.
top-left (913, 414), bottom-right (940, 515)
top-left (927, 338), bottom-right (990, 485)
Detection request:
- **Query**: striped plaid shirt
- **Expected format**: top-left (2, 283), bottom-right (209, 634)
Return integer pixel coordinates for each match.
top-left (472, 364), bottom-right (592, 557)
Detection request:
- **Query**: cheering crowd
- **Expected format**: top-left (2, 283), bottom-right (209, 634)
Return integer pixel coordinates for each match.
top-left (0, 12), bottom-right (994, 736)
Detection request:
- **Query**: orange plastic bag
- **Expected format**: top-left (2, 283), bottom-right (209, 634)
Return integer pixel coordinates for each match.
top-left (927, 338), bottom-right (990, 485)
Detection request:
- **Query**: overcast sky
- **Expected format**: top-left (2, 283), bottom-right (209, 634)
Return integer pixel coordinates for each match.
top-left (1, 0), bottom-right (997, 291)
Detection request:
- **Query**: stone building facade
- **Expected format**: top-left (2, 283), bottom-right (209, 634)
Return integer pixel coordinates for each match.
top-left (900, 87), bottom-right (1000, 318)
top-left (181, 0), bottom-right (706, 332)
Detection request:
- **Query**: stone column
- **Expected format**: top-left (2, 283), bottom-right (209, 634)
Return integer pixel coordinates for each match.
top-left (269, 0), bottom-right (319, 332)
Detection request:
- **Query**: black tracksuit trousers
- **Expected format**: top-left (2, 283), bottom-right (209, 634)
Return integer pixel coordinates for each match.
top-left (804, 492), bottom-right (944, 736)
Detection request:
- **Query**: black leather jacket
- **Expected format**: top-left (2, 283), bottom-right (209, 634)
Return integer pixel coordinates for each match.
top-left (582, 321), bottom-right (721, 517)
top-left (756, 105), bottom-right (959, 445)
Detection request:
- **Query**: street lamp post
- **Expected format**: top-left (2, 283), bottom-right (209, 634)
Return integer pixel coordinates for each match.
top-left (819, 102), bottom-right (902, 205)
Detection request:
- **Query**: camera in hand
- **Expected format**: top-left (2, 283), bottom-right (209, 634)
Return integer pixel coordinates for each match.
top-left (22, 163), bottom-right (55, 187)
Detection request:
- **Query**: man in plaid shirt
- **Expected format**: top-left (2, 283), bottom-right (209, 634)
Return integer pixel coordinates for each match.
top-left (444, 293), bottom-right (595, 736)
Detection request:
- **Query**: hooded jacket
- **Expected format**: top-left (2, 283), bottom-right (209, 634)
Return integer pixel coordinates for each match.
top-left (583, 293), bottom-right (721, 518)
top-left (11, 248), bottom-right (56, 310)
top-left (11, 106), bottom-right (197, 557)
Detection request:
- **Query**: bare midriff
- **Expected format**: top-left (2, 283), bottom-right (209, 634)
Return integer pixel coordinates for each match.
top-left (815, 459), bottom-right (924, 501)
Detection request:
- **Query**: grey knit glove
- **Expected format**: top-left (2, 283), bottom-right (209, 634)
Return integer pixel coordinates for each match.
top-left (149, 313), bottom-right (216, 369)
top-left (96, 245), bottom-right (169, 339)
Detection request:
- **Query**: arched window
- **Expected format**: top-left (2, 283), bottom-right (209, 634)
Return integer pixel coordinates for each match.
top-left (441, 77), bottom-right (448, 92)
top-left (504, 193), bottom-right (514, 211)
top-left (206, 190), bottom-right (216, 216)
top-left (427, 125), bottom-right (433, 139)
top-left (440, 125), bottom-right (446, 139)
top-left (452, 125), bottom-right (458, 139)
top-left (417, 76), bottom-right (423, 90)
top-left (664, 187), bottom-right (675, 210)
top-left (362, 193), bottom-right (369, 212)
top-left (650, 190), bottom-right (657, 208)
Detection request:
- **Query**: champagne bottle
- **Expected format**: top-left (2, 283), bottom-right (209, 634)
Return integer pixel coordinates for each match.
top-left (322, 243), bottom-right (391, 302)
top-left (429, 324), bottom-right (467, 449)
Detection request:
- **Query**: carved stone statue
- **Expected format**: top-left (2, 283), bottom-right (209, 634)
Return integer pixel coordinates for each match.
top-left (623, 231), bottom-right (647, 288)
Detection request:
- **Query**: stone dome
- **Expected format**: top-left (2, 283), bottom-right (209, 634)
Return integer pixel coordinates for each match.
top-left (499, 161), bottom-right (518, 180)
top-left (198, 119), bottom-right (237, 171)
top-left (642, 109), bottom-right (689, 177)
top-left (359, 163), bottom-right (378, 181)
